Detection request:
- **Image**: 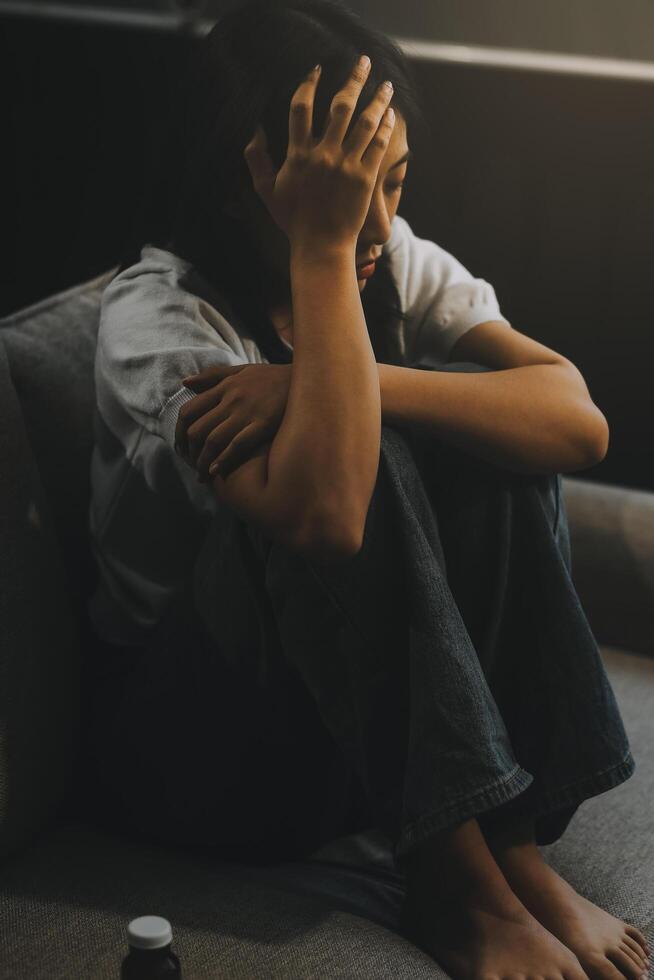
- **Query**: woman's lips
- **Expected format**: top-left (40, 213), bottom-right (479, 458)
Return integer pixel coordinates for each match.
top-left (356, 261), bottom-right (376, 279)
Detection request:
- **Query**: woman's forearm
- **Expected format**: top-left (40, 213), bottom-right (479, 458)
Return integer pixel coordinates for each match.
top-left (377, 361), bottom-right (608, 475)
top-left (266, 241), bottom-right (381, 550)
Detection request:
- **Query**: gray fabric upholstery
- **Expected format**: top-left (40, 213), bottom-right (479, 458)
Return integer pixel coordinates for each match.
top-left (0, 268), bottom-right (118, 614)
top-left (0, 271), bottom-right (652, 977)
top-left (543, 648), bottom-right (654, 936)
top-left (560, 478), bottom-right (654, 659)
top-left (0, 340), bottom-right (81, 861)
top-left (0, 647), bottom-right (651, 979)
top-left (0, 270), bottom-right (117, 861)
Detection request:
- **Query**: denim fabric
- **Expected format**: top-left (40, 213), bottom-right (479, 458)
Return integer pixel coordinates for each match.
top-left (79, 361), bottom-right (634, 871)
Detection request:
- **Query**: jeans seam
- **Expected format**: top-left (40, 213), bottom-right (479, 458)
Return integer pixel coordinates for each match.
top-left (396, 763), bottom-right (534, 860)
top-left (306, 565), bottom-right (369, 643)
top-left (553, 473), bottom-right (561, 538)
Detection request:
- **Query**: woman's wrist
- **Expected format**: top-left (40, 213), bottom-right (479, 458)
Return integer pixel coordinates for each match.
top-left (289, 236), bottom-right (357, 268)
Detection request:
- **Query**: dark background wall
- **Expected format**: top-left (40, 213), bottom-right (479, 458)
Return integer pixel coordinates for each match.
top-left (1, 6), bottom-right (652, 491)
top-left (349, 0), bottom-right (654, 62)
top-left (22, 0), bottom-right (654, 61)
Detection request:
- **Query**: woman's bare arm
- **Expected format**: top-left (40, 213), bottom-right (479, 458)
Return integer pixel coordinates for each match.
top-left (205, 57), bottom-right (393, 563)
top-left (271, 243), bottom-right (381, 554)
top-left (207, 244), bottom-right (380, 564)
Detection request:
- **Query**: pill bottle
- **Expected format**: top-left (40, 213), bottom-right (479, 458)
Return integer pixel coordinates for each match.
top-left (121, 915), bottom-right (182, 979)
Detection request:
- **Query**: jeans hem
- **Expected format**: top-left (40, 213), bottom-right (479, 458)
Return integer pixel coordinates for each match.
top-left (394, 763), bottom-right (534, 864)
top-left (527, 748), bottom-right (635, 827)
top-left (477, 748), bottom-right (636, 845)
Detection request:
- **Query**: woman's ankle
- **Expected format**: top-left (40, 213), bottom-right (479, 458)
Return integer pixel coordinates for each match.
top-left (484, 816), bottom-right (540, 861)
top-left (400, 818), bottom-right (527, 916)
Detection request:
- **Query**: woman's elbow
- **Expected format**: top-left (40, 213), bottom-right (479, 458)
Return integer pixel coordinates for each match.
top-left (590, 410), bottom-right (610, 463)
top-left (293, 507), bottom-right (366, 566)
top-left (576, 406), bottom-right (610, 469)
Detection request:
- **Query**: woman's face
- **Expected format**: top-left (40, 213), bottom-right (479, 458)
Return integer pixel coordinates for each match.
top-left (231, 111), bottom-right (410, 302)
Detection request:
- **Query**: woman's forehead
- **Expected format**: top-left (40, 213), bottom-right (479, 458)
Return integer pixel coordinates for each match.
top-left (382, 112), bottom-right (409, 169)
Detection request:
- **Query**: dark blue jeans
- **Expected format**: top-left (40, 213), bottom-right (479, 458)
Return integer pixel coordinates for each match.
top-left (80, 361), bottom-right (635, 872)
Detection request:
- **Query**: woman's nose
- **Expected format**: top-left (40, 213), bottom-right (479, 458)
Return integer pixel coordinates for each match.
top-left (362, 195), bottom-right (392, 245)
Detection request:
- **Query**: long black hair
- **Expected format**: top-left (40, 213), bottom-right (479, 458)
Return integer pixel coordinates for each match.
top-left (117, 0), bottom-right (429, 366)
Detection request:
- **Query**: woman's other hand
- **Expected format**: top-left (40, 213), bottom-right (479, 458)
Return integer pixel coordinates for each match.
top-left (243, 54), bottom-right (395, 251)
top-left (174, 363), bottom-right (292, 481)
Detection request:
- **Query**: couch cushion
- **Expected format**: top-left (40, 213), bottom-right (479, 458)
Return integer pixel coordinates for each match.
top-left (542, 646), bottom-right (654, 934)
top-left (0, 340), bottom-right (82, 861)
top-left (0, 268), bottom-right (118, 619)
top-left (0, 271), bottom-right (117, 862)
top-left (561, 478), bottom-right (654, 658)
top-left (0, 826), bottom-right (438, 980)
top-left (0, 646), bottom-right (650, 979)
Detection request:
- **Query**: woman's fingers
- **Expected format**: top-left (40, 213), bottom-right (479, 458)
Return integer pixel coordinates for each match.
top-left (175, 389), bottom-right (225, 460)
top-left (203, 421), bottom-right (263, 482)
top-left (288, 63), bottom-right (321, 151)
top-left (359, 102), bottom-right (395, 172)
top-left (186, 404), bottom-right (233, 467)
top-left (321, 54), bottom-right (371, 151)
top-left (194, 416), bottom-right (242, 480)
top-left (175, 365), bottom-right (245, 456)
top-left (318, 54), bottom-right (395, 173)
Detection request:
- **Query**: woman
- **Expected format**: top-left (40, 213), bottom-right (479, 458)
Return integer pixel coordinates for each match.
top-left (81, 1), bottom-right (650, 977)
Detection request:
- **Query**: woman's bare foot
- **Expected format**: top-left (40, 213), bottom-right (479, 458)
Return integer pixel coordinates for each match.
top-left (398, 817), bottom-right (589, 980)
top-left (487, 818), bottom-right (651, 980)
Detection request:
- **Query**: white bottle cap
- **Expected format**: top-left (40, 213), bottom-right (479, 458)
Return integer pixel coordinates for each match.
top-left (127, 916), bottom-right (173, 950)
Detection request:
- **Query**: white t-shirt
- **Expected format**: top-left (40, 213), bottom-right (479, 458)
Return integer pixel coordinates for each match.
top-left (88, 212), bottom-right (508, 645)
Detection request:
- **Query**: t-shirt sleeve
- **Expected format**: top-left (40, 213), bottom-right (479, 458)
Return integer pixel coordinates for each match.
top-left (385, 213), bottom-right (510, 367)
top-left (96, 270), bottom-right (250, 453)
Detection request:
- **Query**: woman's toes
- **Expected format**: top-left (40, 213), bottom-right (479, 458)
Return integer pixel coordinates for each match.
top-left (587, 954), bottom-right (635, 980)
top-left (607, 948), bottom-right (647, 980)
top-left (624, 926), bottom-right (649, 957)
top-left (623, 936), bottom-right (649, 967)
top-left (620, 943), bottom-right (649, 974)
top-left (620, 940), bottom-right (649, 971)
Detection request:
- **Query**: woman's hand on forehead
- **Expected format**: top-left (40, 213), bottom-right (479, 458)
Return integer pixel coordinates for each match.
top-left (242, 54), bottom-right (396, 251)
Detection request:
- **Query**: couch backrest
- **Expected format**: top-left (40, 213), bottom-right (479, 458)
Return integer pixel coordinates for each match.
top-left (0, 270), bottom-right (118, 608)
top-left (562, 477), bottom-right (654, 658)
top-left (0, 268), bottom-right (117, 860)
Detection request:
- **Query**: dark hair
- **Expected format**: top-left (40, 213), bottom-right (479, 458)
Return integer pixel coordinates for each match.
top-left (118, 0), bottom-right (429, 366)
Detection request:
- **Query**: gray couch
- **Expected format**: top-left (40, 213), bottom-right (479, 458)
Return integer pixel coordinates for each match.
top-left (0, 270), bottom-right (652, 979)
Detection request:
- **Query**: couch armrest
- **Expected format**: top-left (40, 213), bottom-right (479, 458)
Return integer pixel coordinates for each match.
top-left (561, 476), bottom-right (654, 658)
top-left (0, 338), bottom-right (81, 862)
